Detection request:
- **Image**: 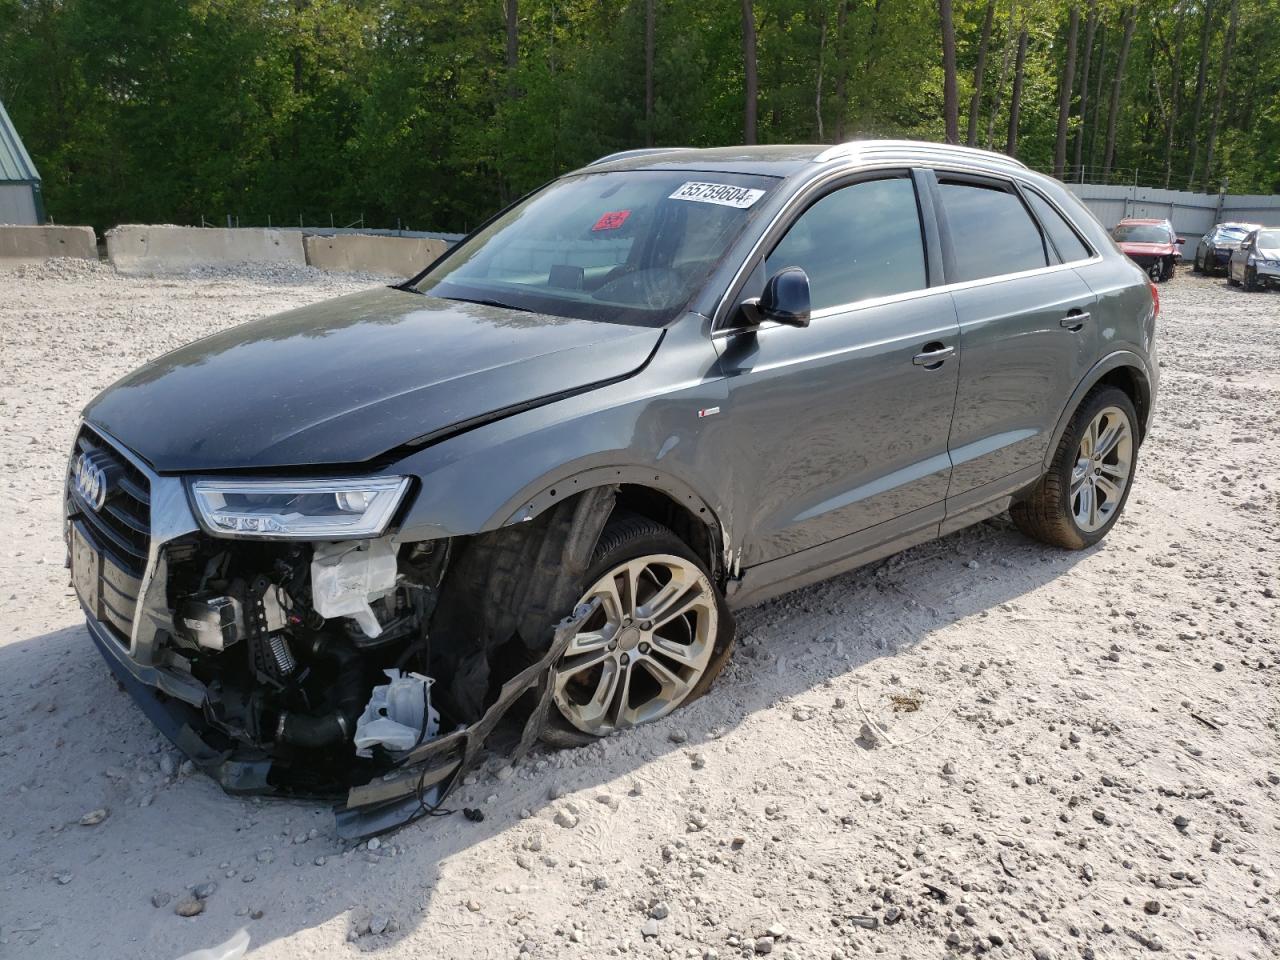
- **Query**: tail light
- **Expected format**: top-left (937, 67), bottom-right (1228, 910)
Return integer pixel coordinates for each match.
top-left (1149, 280), bottom-right (1160, 319)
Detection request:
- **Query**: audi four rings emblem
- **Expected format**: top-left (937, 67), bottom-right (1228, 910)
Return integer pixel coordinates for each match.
top-left (73, 452), bottom-right (108, 511)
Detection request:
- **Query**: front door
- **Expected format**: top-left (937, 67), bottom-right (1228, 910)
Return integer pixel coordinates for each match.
top-left (715, 173), bottom-right (960, 566)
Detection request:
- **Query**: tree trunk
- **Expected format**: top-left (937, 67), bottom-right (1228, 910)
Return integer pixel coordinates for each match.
top-left (834, 1), bottom-right (850, 140)
top-left (1101, 6), bottom-right (1135, 180)
top-left (741, 0), bottom-right (758, 144)
top-left (504, 0), bottom-right (518, 72)
top-left (1005, 27), bottom-right (1028, 157)
top-left (1053, 5), bottom-right (1080, 177)
top-left (1088, 24), bottom-right (1108, 169)
top-left (815, 10), bottom-right (827, 141)
top-left (1186, 0), bottom-right (1216, 189)
top-left (644, 0), bottom-right (655, 146)
top-left (939, 0), bottom-right (959, 144)
top-left (1201, 0), bottom-right (1238, 191)
top-left (986, 3), bottom-right (1017, 148)
top-left (967, 0), bottom-right (996, 146)
top-left (1073, 0), bottom-right (1098, 178)
top-left (1161, 9), bottom-right (1186, 188)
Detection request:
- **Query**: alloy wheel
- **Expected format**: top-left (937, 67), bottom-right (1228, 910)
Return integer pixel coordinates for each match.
top-left (552, 554), bottom-right (717, 735)
top-left (1070, 406), bottom-right (1134, 534)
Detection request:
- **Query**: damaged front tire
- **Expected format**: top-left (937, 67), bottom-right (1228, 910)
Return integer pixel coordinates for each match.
top-left (542, 516), bottom-right (734, 747)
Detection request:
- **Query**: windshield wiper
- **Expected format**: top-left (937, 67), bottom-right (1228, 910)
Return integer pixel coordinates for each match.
top-left (446, 295), bottom-right (534, 314)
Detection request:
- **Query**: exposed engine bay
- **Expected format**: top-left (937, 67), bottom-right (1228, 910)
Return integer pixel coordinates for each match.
top-left (162, 533), bottom-right (451, 793)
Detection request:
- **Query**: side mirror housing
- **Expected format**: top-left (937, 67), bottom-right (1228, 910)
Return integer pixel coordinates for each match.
top-left (739, 266), bottom-right (812, 328)
top-left (1175, 237), bottom-right (1185, 245)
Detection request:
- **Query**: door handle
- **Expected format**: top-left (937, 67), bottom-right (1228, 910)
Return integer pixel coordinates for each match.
top-left (1060, 310), bottom-right (1090, 331)
top-left (913, 343), bottom-right (955, 368)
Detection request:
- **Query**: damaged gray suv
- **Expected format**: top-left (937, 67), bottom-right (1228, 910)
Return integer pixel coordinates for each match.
top-left (67, 140), bottom-right (1158, 835)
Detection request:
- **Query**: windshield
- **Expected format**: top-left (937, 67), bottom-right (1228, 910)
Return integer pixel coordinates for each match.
top-left (1214, 225), bottom-right (1254, 241)
top-left (1255, 230), bottom-right (1280, 248)
top-left (414, 170), bottom-right (779, 326)
top-left (1112, 223), bottom-right (1172, 244)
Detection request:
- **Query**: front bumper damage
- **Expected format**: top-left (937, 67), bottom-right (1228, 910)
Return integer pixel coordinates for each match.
top-left (87, 599), bottom-right (589, 839)
top-left (68, 424), bottom-right (611, 840)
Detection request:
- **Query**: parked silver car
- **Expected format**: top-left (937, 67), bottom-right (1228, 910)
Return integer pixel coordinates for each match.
top-left (1194, 221), bottom-right (1261, 274)
top-left (67, 140), bottom-right (1159, 835)
top-left (1226, 227), bottom-right (1280, 291)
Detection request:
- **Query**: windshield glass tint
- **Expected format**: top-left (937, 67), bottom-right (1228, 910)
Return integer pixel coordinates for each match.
top-left (1215, 226), bottom-right (1251, 240)
top-left (415, 170), bottom-right (778, 325)
top-left (1112, 224), bottom-right (1172, 244)
top-left (1255, 230), bottom-right (1280, 248)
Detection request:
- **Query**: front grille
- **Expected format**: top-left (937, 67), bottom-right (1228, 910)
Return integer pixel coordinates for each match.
top-left (68, 427), bottom-right (152, 643)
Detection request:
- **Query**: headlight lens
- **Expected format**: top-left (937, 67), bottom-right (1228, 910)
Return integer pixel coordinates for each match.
top-left (190, 477), bottom-right (411, 539)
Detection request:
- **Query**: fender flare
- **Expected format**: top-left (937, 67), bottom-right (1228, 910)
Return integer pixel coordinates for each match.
top-left (1042, 350), bottom-right (1154, 470)
top-left (488, 464), bottom-right (731, 571)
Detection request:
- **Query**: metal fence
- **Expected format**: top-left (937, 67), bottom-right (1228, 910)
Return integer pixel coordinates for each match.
top-left (1064, 182), bottom-right (1280, 240)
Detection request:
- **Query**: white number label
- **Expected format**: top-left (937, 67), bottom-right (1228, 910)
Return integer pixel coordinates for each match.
top-left (668, 181), bottom-right (765, 209)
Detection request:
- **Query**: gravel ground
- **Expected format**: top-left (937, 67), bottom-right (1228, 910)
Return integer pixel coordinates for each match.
top-left (0, 262), bottom-right (1276, 960)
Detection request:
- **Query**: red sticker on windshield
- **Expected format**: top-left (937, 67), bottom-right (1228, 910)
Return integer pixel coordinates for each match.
top-left (592, 210), bottom-right (631, 232)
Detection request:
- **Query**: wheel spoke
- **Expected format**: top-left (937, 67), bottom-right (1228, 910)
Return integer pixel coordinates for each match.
top-left (1095, 419), bottom-right (1126, 460)
top-left (555, 645), bottom-right (614, 682)
top-left (609, 662), bottom-right (638, 728)
top-left (1095, 474), bottom-right (1124, 504)
top-left (650, 633), bottom-right (706, 668)
top-left (1098, 459), bottom-right (1129, 481)
top-left (647, 582), bottom-right (708, 633)
top-left (565, 629), bottom-right (612, 657)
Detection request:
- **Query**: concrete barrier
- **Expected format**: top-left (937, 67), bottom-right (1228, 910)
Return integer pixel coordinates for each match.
top-left (0, 225), bottom-right (98, 264)
top-left (303, 234), bottom-right (448, 278)
top-left (105, 225), bottom-right (307, 274)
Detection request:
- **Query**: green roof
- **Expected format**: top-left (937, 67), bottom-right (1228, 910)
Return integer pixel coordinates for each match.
top-left (0, 99), bottom-right (40, 183)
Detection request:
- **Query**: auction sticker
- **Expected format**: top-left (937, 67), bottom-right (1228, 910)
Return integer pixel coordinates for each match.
top-left (669, 181), bottom-right (765, 209)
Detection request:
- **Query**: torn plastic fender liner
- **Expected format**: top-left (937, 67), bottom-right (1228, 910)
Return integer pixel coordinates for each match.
top-left (334, 598), bottom-right (596, 840)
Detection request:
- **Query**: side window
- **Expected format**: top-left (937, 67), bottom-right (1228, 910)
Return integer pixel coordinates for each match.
top-left (765, 177), bottom-right (927, 311)
top-left (937, 179), bottom-right (1048, 282)
top-left (1025, 190), bottom-right (1093, 263)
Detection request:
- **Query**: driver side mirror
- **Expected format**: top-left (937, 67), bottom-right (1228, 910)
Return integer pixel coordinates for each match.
top-left (1175, 237), bottom-right (1185, 245)
top-left (739, 267), bottom-right (812, 328)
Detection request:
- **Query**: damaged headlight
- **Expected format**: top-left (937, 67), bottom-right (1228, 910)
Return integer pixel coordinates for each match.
top-left (190, 477), bottom-right (411, 540)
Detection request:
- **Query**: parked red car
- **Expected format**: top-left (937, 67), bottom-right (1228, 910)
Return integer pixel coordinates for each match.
top-left (1111, 218), bottom-right (1183, 282)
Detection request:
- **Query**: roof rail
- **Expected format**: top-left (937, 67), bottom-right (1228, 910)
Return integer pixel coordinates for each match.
top-left (587, 147), bottom-right (685, 167)
top-left (813, 139), bottom-right (1029, 170)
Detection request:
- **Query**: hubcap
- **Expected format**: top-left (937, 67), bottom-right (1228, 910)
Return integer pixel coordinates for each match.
top-left (552, 554), bottom-right (717, 735)
top-left (1070, 406), bottom-right (1134, 534)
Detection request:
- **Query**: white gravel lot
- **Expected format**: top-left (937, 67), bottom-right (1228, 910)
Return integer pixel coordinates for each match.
top-left (0, 262), bottom-right (1276, 960)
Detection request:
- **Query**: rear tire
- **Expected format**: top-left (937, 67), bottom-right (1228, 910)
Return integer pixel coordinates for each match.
top-left (540, 516), bottom-right (734, 748)
top-left (1011, 386), bottom-right (1139, 550)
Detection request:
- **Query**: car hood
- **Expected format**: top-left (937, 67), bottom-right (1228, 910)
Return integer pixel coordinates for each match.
top-left (1254, 245), bottom-right (1280, 259)
top-left (1118, 241), bottom-right (1175, 256)
top-left (84, 288), bottom-right (662, 472)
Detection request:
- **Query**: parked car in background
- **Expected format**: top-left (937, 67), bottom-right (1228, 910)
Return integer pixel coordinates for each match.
top-left (66, 140), bottom-right (1159, 836)
top-left (1194, 221), bottom-right (1261, 274)
top-left (1111, 218), bottom-right (1182, 282)
top-left (1227, 227), bottom-right (1280, 291)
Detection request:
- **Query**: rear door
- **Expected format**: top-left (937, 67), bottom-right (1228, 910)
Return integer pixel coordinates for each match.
top-left (714, 171), bottom-right (960, 565)
top-left (928, 171), bottom-right (1098, 520)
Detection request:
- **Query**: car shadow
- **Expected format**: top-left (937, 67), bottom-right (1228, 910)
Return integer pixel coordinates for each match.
top-left (0, 515), bottom-right (1095, 958)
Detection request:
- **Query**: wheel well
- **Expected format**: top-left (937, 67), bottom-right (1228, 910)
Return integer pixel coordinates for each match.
top-left (1095, 366), bottom-right (1150, 441)
top-left (613, 484), bottom-right (722, 582)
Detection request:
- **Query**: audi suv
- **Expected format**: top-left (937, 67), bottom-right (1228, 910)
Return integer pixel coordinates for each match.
top-left (65, 140), bottom-right (1159, 835)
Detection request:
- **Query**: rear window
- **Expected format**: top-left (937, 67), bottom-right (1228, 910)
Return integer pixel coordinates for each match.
top-left (937, 180), bottom-right (1049, 282)
top-left (1025, 190), bottom-right (1092, 263)
top-left (1112, 223), bottom-right (1173, 244)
